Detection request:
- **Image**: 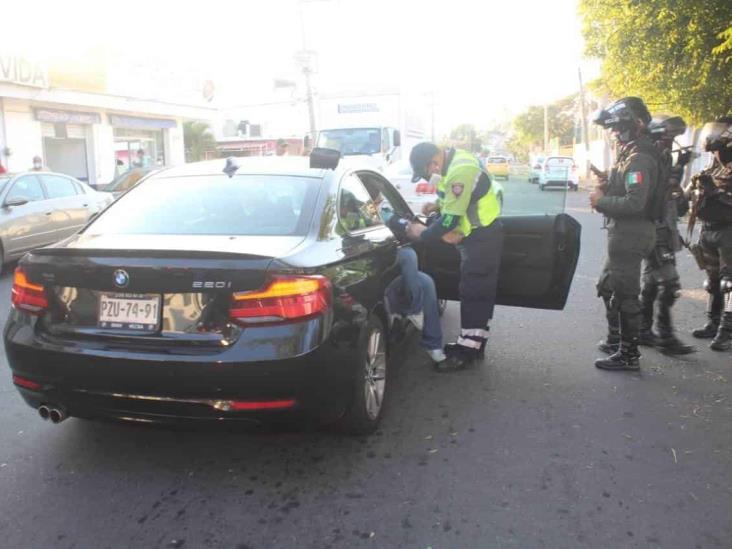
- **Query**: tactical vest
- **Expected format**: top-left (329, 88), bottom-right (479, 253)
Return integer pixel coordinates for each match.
top-left (607, 139), bottom-right (662, 221)
top-left (697, 165), bottom-right (732, 224)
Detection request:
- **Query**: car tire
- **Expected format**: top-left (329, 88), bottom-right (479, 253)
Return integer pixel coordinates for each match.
top-left (336, 315), bottom-right (387, 435)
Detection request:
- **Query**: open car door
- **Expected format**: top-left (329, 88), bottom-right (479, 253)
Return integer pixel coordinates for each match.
top-left (420, 214), bottom-right (581, 310)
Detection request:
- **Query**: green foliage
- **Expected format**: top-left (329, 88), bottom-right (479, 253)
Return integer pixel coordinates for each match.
top-left (506, 94), bottom-right (577, 159)
top-left (579, 0), bottom-right (732, 124)
top-left (449, 124), bottom-right (483, 153)
top-left (183, 121), bottom-right (217, 162)
top-left (713, 24), bottom-right (732, 60)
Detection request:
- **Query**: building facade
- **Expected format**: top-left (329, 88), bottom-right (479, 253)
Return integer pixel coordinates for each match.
top-left (0, 50), bottom-right (216, 186)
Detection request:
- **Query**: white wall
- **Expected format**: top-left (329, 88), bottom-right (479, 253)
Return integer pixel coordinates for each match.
top-left (3, 98), bottom-right (42, 172)
top-left (167, 122), bottom-right (185, 166)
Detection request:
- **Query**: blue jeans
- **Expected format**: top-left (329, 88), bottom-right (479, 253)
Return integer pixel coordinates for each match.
top-left (385, 247), bottom-right (443, 351)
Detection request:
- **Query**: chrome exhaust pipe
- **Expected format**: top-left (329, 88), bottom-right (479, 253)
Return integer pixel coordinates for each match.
top-left (48, 407), bottom-right (67, 424)
top-left (38, 405), bottom-right (50, 421)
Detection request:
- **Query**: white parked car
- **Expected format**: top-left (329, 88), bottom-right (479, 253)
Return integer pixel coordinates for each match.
top-left (384, 160), bottom-right (437, 214)
top-left (529, 155), bottom-right (545, 183)
top-left (539, 156), bottom-right (579, 191)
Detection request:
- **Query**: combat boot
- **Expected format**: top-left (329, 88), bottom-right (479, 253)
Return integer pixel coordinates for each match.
top-left (639, 281), bottom-right (658, 347)
top-left (655, 283), bottom-right (695, 355)
top-left (595, 343), bottom-right (641, 371)
top-left (692, 286), bottom-right (722, 339)
top-left (598, 296), bottom-right (620, 354)
top-left (710, 287), bottom-right (732, 351)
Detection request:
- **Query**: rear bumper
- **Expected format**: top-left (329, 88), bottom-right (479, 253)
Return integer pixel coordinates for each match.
top-left (541, 179), bottom-right (578, 188)
top-left (4, 315), bottom-right (358, 426)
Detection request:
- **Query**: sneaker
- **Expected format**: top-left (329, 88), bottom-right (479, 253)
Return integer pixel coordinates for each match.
top-left (407, 312), bottom-right (424, 331)
top-left (426, 349), bottom-right (447, 363)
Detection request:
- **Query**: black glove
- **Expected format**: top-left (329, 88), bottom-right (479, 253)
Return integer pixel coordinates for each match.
top-left (676, 149), bottom-right (692, 168)
top-left (386, 215), bottom-right (410, 243)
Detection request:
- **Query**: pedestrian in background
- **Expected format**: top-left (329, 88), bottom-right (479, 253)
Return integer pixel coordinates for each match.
top-left (276, 139), bottom-right (289, 156)
top-left (30, 156), bottom-right (46, 171)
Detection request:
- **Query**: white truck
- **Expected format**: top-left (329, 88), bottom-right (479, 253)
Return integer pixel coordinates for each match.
top-left (311, 92), bottom-right (431, 173)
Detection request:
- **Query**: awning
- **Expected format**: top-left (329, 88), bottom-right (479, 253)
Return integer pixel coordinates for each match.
top-left (109, 114), bottom-right (177, 129)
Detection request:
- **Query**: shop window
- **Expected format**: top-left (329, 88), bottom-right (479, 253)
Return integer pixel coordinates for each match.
top-left (41, 175), bottom-right (78, 199)
top-left (114, 128), bottom-right (165, 172)
top-left (7, 176), bottom-right (45, 202)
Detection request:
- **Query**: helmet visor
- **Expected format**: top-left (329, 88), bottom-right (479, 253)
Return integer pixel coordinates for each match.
top-left (700, 122), bottom-right (732, 152)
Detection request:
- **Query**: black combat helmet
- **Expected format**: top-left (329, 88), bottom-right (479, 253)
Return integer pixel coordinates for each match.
top-left (648, 115), bottom-right (687, 141)
top-left (701, 116), bottom-right (732, 165)
top-left (592, 97), bottom-right (652, 130)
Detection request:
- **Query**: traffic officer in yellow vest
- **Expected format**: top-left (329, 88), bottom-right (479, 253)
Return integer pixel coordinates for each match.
top-left (406, 142), bottom-right (503, 371)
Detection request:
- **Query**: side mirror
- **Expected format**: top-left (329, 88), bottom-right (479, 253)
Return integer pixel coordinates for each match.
top-left (392, 130), bottom-right (401, 148)
top-left (4, 197), bottom-right (28, 208)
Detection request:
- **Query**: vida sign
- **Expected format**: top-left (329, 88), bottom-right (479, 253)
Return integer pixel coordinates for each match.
top-left (0, 54), bottom-right (48, 88)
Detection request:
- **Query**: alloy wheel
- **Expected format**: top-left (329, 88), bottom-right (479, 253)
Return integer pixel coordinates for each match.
top-left (363, 328), bottom-right (386, 420)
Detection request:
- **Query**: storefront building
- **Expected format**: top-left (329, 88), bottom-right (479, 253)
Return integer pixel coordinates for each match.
top-left (0, 51), bottom-right (216, 186)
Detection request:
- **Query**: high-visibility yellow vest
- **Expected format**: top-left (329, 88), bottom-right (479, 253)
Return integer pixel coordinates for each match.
top-left (438, 149), bottom-right (501, 237)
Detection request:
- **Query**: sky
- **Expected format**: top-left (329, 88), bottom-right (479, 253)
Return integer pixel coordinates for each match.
top-left (3, 0), bottom-right (599, 133)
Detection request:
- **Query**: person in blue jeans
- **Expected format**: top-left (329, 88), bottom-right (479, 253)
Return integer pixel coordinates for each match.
top-left (379, 198), bottom-right (460, 369)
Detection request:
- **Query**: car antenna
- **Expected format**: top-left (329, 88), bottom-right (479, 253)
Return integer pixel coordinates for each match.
top-left (223, 157), bottom-right (240, 178)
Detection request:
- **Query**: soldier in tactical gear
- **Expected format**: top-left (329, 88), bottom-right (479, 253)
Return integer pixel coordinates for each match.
top-left (688, 117), bottom-right (732, 350)
top-left (591, 97), bottom-right (660, 371)
top-left (637, 116), bottom-right (695, 354)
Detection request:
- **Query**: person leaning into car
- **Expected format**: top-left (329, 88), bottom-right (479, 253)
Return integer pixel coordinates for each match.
top-left (405, 142), bottom-right (504, 372)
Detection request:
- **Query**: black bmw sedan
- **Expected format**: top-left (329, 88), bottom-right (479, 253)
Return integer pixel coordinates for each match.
top-left (4, 156), bottom-right (580, 434)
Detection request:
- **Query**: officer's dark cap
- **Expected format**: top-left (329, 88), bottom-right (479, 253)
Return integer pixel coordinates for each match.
top-left (409, 142), bottom-right (440, 183)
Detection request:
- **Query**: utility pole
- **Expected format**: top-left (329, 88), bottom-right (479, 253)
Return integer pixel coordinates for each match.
top-left (298, 1), bottom-right (318, 139)
top-left (543, 103), bottom-right (549, 153)
top-left (578, 67), bottom-right (591, 181)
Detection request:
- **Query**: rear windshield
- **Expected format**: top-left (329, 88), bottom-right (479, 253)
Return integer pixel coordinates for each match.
top-left (546, 157), bottom-right (574, 166)
top-left (487, 157), bottom-right (507, 164)
top-left (87, 174), bottom-right (320, 236)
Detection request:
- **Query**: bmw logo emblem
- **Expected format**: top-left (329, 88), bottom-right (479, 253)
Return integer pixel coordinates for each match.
top-left (113, 269), bottom-right (130, 288)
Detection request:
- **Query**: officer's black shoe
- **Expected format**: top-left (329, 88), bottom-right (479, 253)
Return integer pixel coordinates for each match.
top-left (445, 341), bottom-right (486, 359)
top-left (638, 329), bottom-right (658, 347)
top-left (594, 348), bottom-right (641, 371)
top-left (597, 339), bottom-right (620, 355)
top-left (710, 330), bottom-right (732, 351)
top-left (692, 321), bottom-right (719, 339)
top-left (434, 355), bottom-right (470, 372)
top-left (656, 336), bottom-right (696, 355)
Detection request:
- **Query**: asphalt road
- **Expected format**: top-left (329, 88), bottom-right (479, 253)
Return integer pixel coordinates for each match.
top-left (0, 178), bottom-right (730, 548)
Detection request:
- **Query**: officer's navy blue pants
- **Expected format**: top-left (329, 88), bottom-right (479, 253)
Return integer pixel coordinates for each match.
top-left (457, 220), bottom-right (504, 333)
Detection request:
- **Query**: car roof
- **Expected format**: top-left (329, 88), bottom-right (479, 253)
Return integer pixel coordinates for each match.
top-left (545, 156), bottom-right (574, 161)
top-left (2, 170), bottom-right (81, 179)
top-left (154, 156), bottom-right (380, 180)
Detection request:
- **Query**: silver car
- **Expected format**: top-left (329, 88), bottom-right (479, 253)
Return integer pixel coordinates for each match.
top-left (0, 171), bottom-right (113, 268)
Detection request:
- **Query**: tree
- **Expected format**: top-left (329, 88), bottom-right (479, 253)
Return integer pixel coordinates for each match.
top-left (183, 121), bottom-right (217, 162)
top-left (449, 124), bottom-right (483, 153)
top-left (579, 0), bottom-right (732, 125)
top-left (506, 94), bottom-right (578, 158)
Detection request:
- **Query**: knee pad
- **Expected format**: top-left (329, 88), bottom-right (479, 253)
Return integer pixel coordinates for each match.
top-left (704, 278), bottom-right (720, 294)
top-left (617, 295), bottom-right (641, 315)
top-left (659, 281), bottom-right (681, 306)
top-left (720, 277), bottom-right (732, 294)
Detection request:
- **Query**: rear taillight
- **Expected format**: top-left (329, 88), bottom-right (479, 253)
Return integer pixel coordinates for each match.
top-left (12, 374), bottom-right (42, 391)
top-left (229, 275), bottom-right (331, 325)
top-left (415, 182), bottom-right (436, 195)
top-left (11, 268), bottom-right (48, 315)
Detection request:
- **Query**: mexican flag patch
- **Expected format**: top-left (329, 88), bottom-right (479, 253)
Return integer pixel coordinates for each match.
top-left (626, 171), bottom-right (643, 186)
